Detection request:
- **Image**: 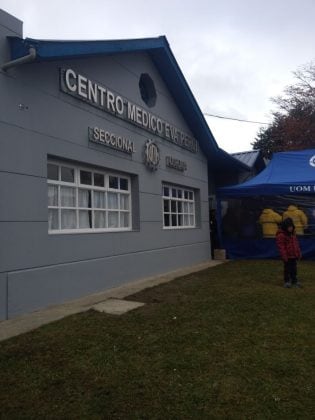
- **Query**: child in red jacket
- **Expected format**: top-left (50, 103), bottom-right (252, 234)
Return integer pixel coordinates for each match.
top-left (276, 217), bottom-right (302, 288)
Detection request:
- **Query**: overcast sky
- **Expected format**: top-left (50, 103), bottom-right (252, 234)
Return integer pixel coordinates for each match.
top-left (1, 0), bottom-right (315, 153)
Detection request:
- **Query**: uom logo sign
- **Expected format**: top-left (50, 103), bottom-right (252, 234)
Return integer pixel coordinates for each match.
top-left (309, 155), bottom-right (315, 167)
top-left (144, 139), bottom-right (160, 171)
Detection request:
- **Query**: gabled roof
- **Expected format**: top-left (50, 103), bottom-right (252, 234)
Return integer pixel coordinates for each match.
top-left (8, 35), bottom-right (248, 171)
top-left (231, 150), bottom-right (260, 167)
top-left (219, 149), bottom-right (315, 197)
top-left (232, 150), bottom-right (266, 172)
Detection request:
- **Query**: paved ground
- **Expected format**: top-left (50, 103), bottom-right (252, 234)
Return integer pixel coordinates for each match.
top-left (93, 298), bottom-right (145, 315)
top-left (0, 260), bottom-right (224, 342)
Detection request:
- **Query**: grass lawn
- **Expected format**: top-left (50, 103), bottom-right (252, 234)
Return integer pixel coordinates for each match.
top-left (0, 260), bottom-right (315, 419)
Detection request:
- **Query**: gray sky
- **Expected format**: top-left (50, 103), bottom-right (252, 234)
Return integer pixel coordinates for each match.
top-left (1, 0), bottom-right (315, 153)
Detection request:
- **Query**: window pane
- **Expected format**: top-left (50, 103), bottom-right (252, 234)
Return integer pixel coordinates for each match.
top-left (184, 191), bottom-right (189, 200)
top-left (183, 202), bottom-right (189, 213)
top-left (164, 214), bottom-right (170, 226)
top-left (108, 192), bottom-right (118, 209)
top-left (94, 191), bottom-right (106, 208)
top-left (163, 199), bottom-right (169, 212)
top-left (95, 211), bottom-right (106, 228)
top-left (189, 203), bottom-right (194, 213)
top-left (94, 173), bottom-right (104, 187)
top-left (189, 215), bottom-right (194, 226)
top-left (78, 189), bottom-right (90, 208)
top-left (109, 176), bottom-right (119, 189)
top-left (48, 209), bottom-right (59, 230)
top-left (163, 186), bottom-right (169, 197)
top-left (47, 163), bottom-right (133, 234)
top-left (79, 210), bottom-right (91, 228)
top-left (178, 214), bottom-right (183, 226)
top-left (120, 194), bottom-right (129, 210)
top-left (189, 191), bottom-right (193, 200)
top-left (171, 200), bottom-right (177, 213)
top-left (80, 170), bottom-right (92, 185)
top-left (171, 214), bottom-right (177, 226)
top-left (48, 185), bottom-right (58, 206)
top-left (184, 215), bottom-right (189, 226)
top-left (108, 211), bottom-right (119, 228)
top-left (178, 189), bottom-right (182, 198)
top-left (47, 164), bottom-right (59, 180)
top-left (178, 201), bottom-right (182, 213)
top-left (120, 212), bottom-right (129, 228)
top-left (172, 188), bottom-right (177, 198)
top-left (61, 210), bottom-right (76, 229)
top-left (120, 178), bottom-right (128, 191)
top-left (61, 166), bottom-right (74, 183)
top-left (61, 187), bottom-right (76, 207)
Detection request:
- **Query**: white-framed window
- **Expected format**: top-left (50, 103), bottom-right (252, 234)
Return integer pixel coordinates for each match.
top-left (162, 183), bottom-right (195, 229)
top-left (47, 161), bottom-right (131, 233)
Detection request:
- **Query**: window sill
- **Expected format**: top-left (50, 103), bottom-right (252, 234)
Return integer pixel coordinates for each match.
top-left (48, 228), bottom-right (132, 235)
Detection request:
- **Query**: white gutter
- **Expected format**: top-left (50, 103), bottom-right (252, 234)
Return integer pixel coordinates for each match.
top-left (1, 47), bottom-right (37, 71)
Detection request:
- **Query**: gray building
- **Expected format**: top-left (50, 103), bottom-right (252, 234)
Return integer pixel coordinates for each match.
top-left (0, 9), bottom-right (244, 320)
top-left (231, 150), bottom-right (267, 182)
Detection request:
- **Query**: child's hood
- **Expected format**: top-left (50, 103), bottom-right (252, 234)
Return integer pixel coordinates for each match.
top-left (280, 217), bottom-right (296, 233)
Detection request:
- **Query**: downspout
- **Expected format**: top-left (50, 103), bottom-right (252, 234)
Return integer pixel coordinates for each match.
top-left (1, 46), bottom-right (37, 71)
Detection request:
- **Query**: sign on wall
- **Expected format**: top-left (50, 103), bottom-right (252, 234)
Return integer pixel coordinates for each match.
top-left (165, 156), bottom-right (187, 171)
top-left (60, 68), bottom-right (198, 153)
top-left (88, 126), bottom-right (136, 154)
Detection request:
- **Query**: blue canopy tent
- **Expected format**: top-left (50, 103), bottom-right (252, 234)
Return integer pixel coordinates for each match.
top-left (217, 149), bottom-right (315, 260)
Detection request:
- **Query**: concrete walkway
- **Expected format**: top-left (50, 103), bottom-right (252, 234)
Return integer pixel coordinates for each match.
top-left (0, 260), bottom-right (224, 342)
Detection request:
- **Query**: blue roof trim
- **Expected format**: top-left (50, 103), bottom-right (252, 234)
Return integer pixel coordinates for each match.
top-left (147, 45), bottom-right (218, 156)
top-left (8, 35), bottom-right (248, 170)
top-left (9, 36), bottom-right (168, 60)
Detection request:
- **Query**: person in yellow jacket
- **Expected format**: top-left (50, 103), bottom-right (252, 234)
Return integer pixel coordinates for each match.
top-left (259, 208), bottom-right (282, 237)
top-left (282, 205), bottom-right (308, 235)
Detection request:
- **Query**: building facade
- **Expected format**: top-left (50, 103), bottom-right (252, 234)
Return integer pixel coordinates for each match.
top-left (0, 9), bottom-right (234, 320)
